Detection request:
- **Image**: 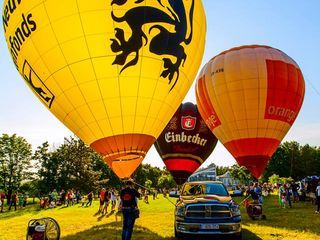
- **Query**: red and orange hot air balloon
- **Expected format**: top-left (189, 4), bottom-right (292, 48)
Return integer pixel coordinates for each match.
top-left (196, 45), bottom-right (305, 178)
top-left (154, 102), bottom-right (218, 184)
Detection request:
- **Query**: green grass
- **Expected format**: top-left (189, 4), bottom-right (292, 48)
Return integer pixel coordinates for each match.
top-left (0, 195), bottom-right (320, 239)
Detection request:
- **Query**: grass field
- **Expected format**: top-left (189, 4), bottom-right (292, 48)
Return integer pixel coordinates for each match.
top-left (0, 194), bottom-right (320, 240)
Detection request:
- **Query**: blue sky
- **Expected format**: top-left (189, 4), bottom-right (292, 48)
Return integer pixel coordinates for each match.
top-left (1, 0), bottom-right (320, 169)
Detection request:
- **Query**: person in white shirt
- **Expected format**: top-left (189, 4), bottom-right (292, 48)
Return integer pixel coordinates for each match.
top-left (316, 182), bottom-right (320, 214)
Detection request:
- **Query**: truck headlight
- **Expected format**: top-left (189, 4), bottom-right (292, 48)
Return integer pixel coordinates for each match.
top-left (176, 206), bottom-right (186, 217)
top-left (230, 203), bottom-right (241, 217)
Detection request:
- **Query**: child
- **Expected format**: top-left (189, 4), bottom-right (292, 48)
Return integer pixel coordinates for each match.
top-left (81, 195), bottom-right (86, 207)
top-left (281, 193), bottom-right (286, 208)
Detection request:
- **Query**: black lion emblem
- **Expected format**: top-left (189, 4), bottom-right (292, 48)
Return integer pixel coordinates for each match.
top-left (110, 0), bottom-right (194, 90)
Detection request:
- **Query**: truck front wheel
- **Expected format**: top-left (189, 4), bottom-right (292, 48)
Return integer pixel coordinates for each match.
top-left (174, 228), bottom-right (184, 239)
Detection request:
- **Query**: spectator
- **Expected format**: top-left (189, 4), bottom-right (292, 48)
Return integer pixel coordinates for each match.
top-left (76, 190), bottom-right (81, 204)
top-left (9, 192), bottom-right (17, 211)
top-left (253, 182), bottom-right (263, 204)
top-left (103, 188), bottom-right (110, 215)
top-left (51, 189), bottom-right (58, 205)
top-left (0, 191), bottom-right (6, 213)
top-left (18, 192), bottom-right (24, 209)
top-left (278, 184), bottom-right (285, 208)
top-left (120, 180), bottom-right (141, 240)
top-left (110, 189), bottom-right (117, 212)
top-left (144, 190), bottom-right (149, 204)
top-left (86, 191), bottom-right (93, 207)
top-left (316, 182), bottom-right (320, 214)
top-left (66, 190), bottom-right (73, 207)
top-left (291, 182), bottom-right (299, 202)
top-left (60, 189), bottom-right (66, 206)
top-left (22, 192), bottom-right (28, 208)
top-left (99, 188), bottom-right (106, 213)
top-left (284, 184), bottom-right (292, 208)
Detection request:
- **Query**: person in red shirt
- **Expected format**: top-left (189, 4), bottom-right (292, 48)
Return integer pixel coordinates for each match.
top-left (99, 188), bottom-right (106, 213)
top-left (120, 180), bottom-right (141, 240)
top-left (0, 191), bottom-right (6, 212)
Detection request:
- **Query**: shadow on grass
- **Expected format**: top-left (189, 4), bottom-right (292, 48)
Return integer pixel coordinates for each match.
top-left (60, 221), bottom-right (262, 240)
top-left (61, 221), bottom-right (174, 240)
top-left (242, 228), bottom-right (263, 240)
top-left (0, 204), bottom-right (42, 219)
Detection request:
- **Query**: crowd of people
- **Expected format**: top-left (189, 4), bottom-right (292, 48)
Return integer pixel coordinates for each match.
top-left (234, 180), bottom-right (320, 214)
top-left (0, 191), bottom-right (28, 212)
top-left (0, 183), bottom-right (162, 215)
top-left (38, 189), bottom-right (95, 209)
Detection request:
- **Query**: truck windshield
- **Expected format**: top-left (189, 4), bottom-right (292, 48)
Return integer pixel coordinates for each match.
top-left (181, 183), bottom-right (229, 197)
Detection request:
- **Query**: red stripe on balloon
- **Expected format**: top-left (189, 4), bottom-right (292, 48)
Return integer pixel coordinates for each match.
top-left (265, 60), bottom-right (305, 125)
top-left (164, 158), bottom-right (201, 173)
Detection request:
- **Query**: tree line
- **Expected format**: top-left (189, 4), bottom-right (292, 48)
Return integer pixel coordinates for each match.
top-left (1, 133), bottom-right (319, 202)
top-left (0, 134), bottom-right (175, 203)
top-left (204, 142), bottom-right (320, 184)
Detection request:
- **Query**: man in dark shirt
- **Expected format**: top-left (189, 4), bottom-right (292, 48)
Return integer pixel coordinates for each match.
top-left (120, 180), bottom-right (141, 240)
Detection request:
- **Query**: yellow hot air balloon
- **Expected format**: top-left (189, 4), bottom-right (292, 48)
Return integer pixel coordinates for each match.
top-left (3, 0), bottom-right (206, 178)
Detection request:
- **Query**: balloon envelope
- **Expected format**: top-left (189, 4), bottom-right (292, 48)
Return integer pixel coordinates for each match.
top-left (155, 102), bottom-right (218, 184)
top-left (196, 45), bottom-right (305, 178)
top-left (3, 0), bottom-right (206, 178)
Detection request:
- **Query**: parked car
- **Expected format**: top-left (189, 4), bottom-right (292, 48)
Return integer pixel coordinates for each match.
top-left (171, 181), bottom-right (242, 239)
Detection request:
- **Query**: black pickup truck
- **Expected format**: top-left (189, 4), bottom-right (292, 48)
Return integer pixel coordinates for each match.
top-left (171, 181), bottom-right (242, 239)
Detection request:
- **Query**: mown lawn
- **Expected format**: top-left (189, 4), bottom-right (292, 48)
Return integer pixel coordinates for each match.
top-left (0, 194), bottom-right (320, 239)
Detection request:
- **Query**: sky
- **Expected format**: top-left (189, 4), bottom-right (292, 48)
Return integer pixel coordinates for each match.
top-left (1, 0), bottom-right (320, 170)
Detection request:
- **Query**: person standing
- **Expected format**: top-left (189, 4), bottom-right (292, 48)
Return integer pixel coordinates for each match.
top-left (278, 184), bottom-right (285, 208)
top-left (316, 182), bottom-right (320, 214)
top-left (103, 188), bottom-right (110, 215)
top-left (285, 184), bottom-right (292, 208)
top-left (110, 189), bottom-right (117, 212)
top-left (291, 182), bottom-right (299, 202)
top-left (120, 180), bottom-right (141, 240)
top-left (86, 191), bottom-right (93, 207)
top-left (0, 191), bottom-right (6, 212)
top-left (9, 192), bottom-right (17, 211)
top-left (99, 188), bottom-right (106, 213)
top-left (51, 189), bottom-right (58, 205)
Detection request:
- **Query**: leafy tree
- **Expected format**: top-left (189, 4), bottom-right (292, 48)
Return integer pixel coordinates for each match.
top-left (19, 179), bottom-right (40, 203)
top-left (157, 172), bottom-right (176, 189)
top-left (268, 174), bottom-right (280, 185)
top-left (216, 166), bottom-right (232, 176)
top-left (91, 153), bottom-right (122, 189)
top-left (145, 179), bottom-right (152, 189)
top-left (229, 165), bottom-right (253, 184)
top-left (33, 142), bottom-right (59, 195)
top-left (54, 137), bottom-right (101, 193)
top-left (135, 164), bottom-right (162, 188)
top-left (0, 134), bottom-right (32, 202)
top-left (263, 141), bottom-right (320, 181)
